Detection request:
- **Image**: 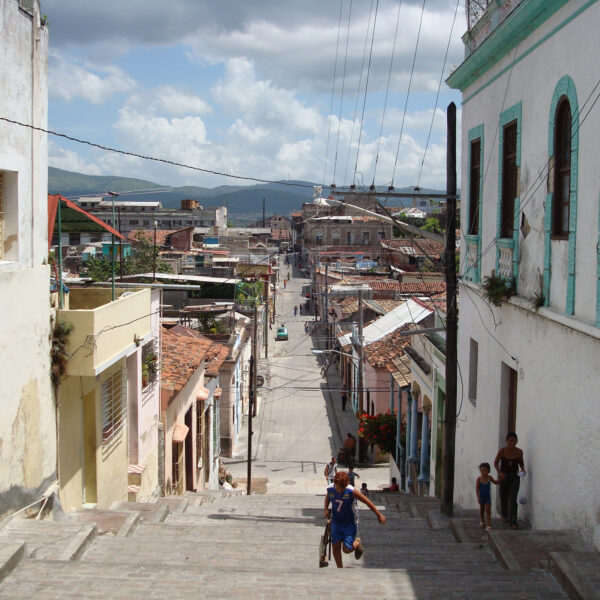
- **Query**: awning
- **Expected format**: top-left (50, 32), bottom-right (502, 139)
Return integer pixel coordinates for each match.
top-left (48, 194), bottom-right (125, 250)
top-left (196, 387), bottom-right (210, 402)
top-left (172, 423), bottom-right (189, 443)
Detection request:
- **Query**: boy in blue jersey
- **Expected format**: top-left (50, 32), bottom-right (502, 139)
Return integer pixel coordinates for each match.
top-left (324, 471), bottom-right (386, 568)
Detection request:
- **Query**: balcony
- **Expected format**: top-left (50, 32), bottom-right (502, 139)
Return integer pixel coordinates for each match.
top-left (497, 239), bottom-right (515, 279)
top-left (59, 287), bottom-right (152, 376)
top-left (465, 0), bottom-right (524, 55)
top-left (464, 234), bottom-right (480, 282)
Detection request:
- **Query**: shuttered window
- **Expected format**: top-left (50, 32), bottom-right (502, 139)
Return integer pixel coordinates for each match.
top-left (212, 399), bottom-right (221, 458)
top-left (101, 369), bottom-right (126, 445)
top-left (501, 121), bottom-right (517, 239)
top-left (468, 139), bottom-right (481, 235)
top-left (553, 99), bottom-right (571, 237)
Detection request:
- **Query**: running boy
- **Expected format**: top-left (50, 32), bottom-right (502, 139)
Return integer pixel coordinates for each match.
top-left (476, 462), bottom-right (498, 530)
top-left (324, 471), bottom-right (386, 568)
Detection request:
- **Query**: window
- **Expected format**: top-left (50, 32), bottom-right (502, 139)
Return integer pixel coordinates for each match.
top-left (315, 231), bottom-right (323, 245)
top-left (0, 170), bottom-right (19, 262)
top-left (468, 139), bottom-right (481, 235)
top-left (196, 400), bottom-right (204, 470)
top-left (500, 121), bottom-right (518, 238)
top-left (212, 399), bottom-right (221, 458)
top-left (101, 369), bottom-right (126, 445)
top-left (331, 229), bottom-right (341, 245)
top-left (468, 338), bottom-right (478, 404)
top-left (346, 231), bottom-right (354, 245)
top-left (362, 231), bottom-right (370, 246)
top-left (553, 98), bottom-right (571, 237)
top-left (69, 232), bottom-right (81, 246)
top-left (129, 219), bottom-right (139, 226)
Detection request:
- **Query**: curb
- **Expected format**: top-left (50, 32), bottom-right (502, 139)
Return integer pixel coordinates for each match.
top-left (0, 542), bottom-right (25, 582)
top-left (59, 523), bottom-right (97, 561)
top-left (549, 552), bottom-right (600, 600)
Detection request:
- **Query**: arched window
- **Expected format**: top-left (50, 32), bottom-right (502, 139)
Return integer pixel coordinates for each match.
top-left (553, 98), bottom-right (571, 237)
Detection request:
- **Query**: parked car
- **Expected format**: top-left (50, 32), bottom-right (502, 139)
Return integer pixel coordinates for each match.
top-left (276, 326), bottom-right (288, 341)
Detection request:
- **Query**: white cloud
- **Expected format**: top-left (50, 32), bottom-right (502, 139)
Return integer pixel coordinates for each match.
top-left (49, 51), bottom-right (135, 104)
top-left (125, 86), bottom-right (212, 117)
top-left (48, 141), bottom-right (102, 175)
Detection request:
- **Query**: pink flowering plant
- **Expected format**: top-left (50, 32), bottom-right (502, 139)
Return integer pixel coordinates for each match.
top-left (358, 410), bottom-right (403, 455)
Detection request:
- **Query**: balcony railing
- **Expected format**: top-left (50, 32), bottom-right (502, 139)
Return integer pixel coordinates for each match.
top-left (465, 0), bottom-right (524, 55)
top-left (464, 234), bottom-right (480, 282)
top-left (497, 239), bottom-right (515, 280)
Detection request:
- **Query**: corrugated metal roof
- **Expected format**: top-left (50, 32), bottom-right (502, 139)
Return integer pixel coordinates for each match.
top-left (338, 299), bottom-right (433, 347)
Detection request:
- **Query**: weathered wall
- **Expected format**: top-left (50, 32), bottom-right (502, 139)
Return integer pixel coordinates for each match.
top-left (0, 0), bottom-right (54, 515)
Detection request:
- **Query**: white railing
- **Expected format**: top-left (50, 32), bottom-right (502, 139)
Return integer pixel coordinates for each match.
top-left (498, 245), bottom-right (513, 279)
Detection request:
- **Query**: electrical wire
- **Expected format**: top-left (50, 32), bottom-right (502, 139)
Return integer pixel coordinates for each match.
top-left (0, 116), bottom-right (313, 189)
top-left (352, 0), bottom-right (380, 186)
top-left (323, 0), bottom-right (344, 187)
top-left (416, 0), bottom-right (460, 188)
top-left (390, 0), bottom-right (426, 188)
top-left (372, 0), bottom-right (403, 186)
top-left (332, 0), bottom-right (353, 186)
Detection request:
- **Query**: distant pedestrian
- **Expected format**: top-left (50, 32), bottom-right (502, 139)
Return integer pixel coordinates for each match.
top-left (283, 279), bottom-right (287, 288)
top-left (360, 482), bottom-right (369, 496)
top-left (294, 305), bottom-right (298, 316)
top-left (476, 462), bottom-right (498, 530)
top-left (494, 432), bottom-right (525, 529)
top-left (348, 467), bottom-right (360, 487)
top-left (324, 456), bottom-right (337, 484)
top-left (287, 271), bottom-right (290, 280)
top-left (343, 433), bottom-right (356, 468)
top-left (341, 391), bottom-right (348, 411)
top-left (382, 477), bottom-right (400, 492)
top-left (304, 322), bottom-right (309, 334)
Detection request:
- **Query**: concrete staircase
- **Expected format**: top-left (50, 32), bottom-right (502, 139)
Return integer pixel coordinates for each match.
top-left (0, 491), bottom-right (570, 599)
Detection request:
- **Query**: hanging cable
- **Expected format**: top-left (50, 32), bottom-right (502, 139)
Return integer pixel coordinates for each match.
top-left (390, 0), bottom-right (426, 188)
top-left (343, 0), bottom-right (375, 186)
top-left (416, 0), bottom-right (460, 187)
top-left (332, 0), bottom-right (353, 186)
top-left (352, 0), bottom-right (380, 187)
top-left (322, 0), bottom-right (345, 187)
top-left (372, 0), bottom-right (403, 186)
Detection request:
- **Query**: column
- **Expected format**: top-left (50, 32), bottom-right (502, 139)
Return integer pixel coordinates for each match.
top-left (418, 405), bottom-right (431, 491)
top-left (398, 386), bottom-right (407, 491)
top-left (390, 375), bottom-right (395, 414)
top-left (409, 390), bottom-right (419, 462)
top-left (405, 389), bottom-right (413, 488)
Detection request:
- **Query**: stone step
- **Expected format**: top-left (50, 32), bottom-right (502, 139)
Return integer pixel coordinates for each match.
top-left (0, 560), bottom-right (567, 599)
top-left (108, 501), bottom-right (168, 523)
top-left (0, 519), bottom-right (95, 561)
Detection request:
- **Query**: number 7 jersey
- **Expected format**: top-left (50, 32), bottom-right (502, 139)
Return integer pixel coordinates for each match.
top-left (327, 484), bottom-right (356, 524)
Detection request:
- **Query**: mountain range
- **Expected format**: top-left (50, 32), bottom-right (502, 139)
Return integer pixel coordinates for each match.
top-left (48, 167), bottom-right (450, 222)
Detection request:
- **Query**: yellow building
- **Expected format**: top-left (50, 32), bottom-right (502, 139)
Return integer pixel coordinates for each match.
top-left (56, 287), bottom-right (157, 510)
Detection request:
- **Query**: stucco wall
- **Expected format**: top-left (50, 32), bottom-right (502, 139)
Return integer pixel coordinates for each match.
top-left (0, 0), bottom-right (53, 515)
top-left (455, 0), bottom-right (600, 549)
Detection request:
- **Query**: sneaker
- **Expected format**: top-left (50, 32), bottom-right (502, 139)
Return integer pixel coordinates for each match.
top-left (479, 522), bottom-right (485, 528)
top-left (354, 537), bottom-right (364, 560)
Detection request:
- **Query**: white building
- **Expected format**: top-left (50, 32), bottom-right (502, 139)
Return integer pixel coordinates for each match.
top-left (0, 1), bottom-right (55, 513)
top-left (448, 0), bottom-right (600, 548)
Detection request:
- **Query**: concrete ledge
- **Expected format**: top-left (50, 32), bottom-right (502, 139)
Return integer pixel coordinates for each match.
top-left (549, 552), bottom-right (600, 600)
top-left (409, 502), bottom-right (421, 519)
top-left (116, 512), bottom-right (140, 538)
top-left (58, 524), bottom-right (97, 561)
top-left (488, 531), bottom-right (521, 570)
top-left (449, 518), bottom-right (470, 543)
top-left (0, 541), bottom-right (26, 582)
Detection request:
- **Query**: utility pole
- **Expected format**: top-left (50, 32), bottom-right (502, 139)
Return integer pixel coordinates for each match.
top-left (247, 303), bottom-right (258, 495)
top-left (324, 263), bottom-right (329, 350)
top-left (118, 207), bottom-right (124, 281)
top-left (441, 102), bottom-right (458, 516)
top-left (264, 275), bottom-right (269, 358)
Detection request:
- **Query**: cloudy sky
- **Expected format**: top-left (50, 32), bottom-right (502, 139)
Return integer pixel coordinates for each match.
top-left (44, 0), bottom-right (465, 190)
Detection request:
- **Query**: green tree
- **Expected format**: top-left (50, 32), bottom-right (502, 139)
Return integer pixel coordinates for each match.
top-left (131, 231), bottom-right (172, 274)
top-left (421, 217), bottom-right (442, 234)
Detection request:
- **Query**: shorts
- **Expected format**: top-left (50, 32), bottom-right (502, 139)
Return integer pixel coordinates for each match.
top-left (479, 492), bottom-right (491, 505)
top-left (331, 520), bottom-right (357, 550)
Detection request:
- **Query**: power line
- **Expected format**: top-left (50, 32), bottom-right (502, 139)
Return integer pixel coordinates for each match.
top-left (353, 0), bottom-right (380, 186)
top-left (323, 0), bottom-right (345, 187)
top-left (0, 116), bottom-right (313, 189)
top-left (416, 0), bottom-right (460, 188)
top-left (372, 0), bottom-right (403, 186)
top-left (390, 0), bottom-right (426, 188)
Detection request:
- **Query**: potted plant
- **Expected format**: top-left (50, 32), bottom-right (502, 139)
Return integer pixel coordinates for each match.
top-left (142, 351), bottom-right (157, 387)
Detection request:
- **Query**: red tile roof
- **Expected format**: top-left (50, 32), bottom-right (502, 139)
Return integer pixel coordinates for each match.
top-left (368, 280), bottom-right (402, 291)
top-left (398, 281), bottom-right (446, 295)
top-left (383, 238), bottom-right (444, 257)
top-left (362, 325), bottom-right (413, 370)
top-left (128, 229), bottom-right (176, 247)
top-left (161, 327), bottom-right (210, 395)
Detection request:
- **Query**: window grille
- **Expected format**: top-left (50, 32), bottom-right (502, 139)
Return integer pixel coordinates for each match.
top-left (196, 400), bottom-right (204, 470)
top-left (501, 121), bottom-right (518, 238)
top-left (212, 398), bottom-right (221, 458)
top-left (468, 139), bottom-right (481, 235)
top-left (101, 369), bottom-right (126, 445)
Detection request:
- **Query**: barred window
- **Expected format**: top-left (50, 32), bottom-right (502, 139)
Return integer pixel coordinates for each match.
top-left (212, 399), bottom-right (221, 458)
top-left (553, 98), bottom-right (571, 237)
top-left (101, 369), bottom-right (126, 445)
top-left (468, 139), bottom-right (481, 235)
top-left (501, 121), bottom-right (518, 239)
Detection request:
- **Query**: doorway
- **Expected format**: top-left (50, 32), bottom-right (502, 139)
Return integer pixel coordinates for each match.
top-left (185, 407), bottom-right (194, 491)
top-left (500, 362), bottom-right (518, 439)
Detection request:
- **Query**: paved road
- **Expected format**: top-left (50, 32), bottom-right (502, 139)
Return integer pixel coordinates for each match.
top-left (227, 255), bottom-right (390, 494)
